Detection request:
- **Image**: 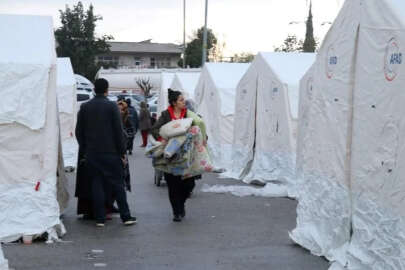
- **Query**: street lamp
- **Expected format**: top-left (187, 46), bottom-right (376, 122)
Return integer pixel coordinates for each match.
top-left (201, 0), bottom-right (208, 67)
top-left (183, 0), bottom-right (186, 68)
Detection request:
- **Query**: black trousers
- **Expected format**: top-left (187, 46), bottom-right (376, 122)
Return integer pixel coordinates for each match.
top-left (87, 153), bottom-right (131, 223)
top-left (127, 135), bottom-right (135, 151)
top-left (164, 173), bottom-right (195, 215)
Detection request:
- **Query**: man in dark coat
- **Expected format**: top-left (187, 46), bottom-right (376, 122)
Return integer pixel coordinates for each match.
top-left (75, 78), bottom-right (136, 227)
top-left (125, 98), bottom-right (138, 155)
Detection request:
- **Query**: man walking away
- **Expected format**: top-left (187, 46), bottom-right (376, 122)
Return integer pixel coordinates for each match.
top-left (76, 78), bottom-right (136, 227)
top-left (126, 98), bottom-right (138, 155)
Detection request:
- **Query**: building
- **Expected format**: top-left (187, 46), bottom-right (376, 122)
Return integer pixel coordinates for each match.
top-left (96, 40), bottom-right (182, 69)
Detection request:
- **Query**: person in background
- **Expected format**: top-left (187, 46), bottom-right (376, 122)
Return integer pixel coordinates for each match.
top-left (139, 101), bottom-right (152, 147)
top-left (117, 100), bottom-right (133, 192)
top-left (150, 112), bottom-right (157, 126)
top-left (125, 98), bottom-right (138, 155)
top-left (75, 78), bottom-right (136, 227)
top-left (151, 89), bottom-right (202, 222)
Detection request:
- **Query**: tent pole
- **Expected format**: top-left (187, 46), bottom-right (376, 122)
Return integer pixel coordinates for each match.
top-left (183, 0), bottom-right (186, 68)
top-left (202, 0), bottom-right (208, 67)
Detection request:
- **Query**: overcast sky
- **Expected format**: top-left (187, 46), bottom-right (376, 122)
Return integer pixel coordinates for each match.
top-left (1, 0), bottom-right (343, 55)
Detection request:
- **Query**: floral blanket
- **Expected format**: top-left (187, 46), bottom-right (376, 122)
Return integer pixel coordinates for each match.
top-left (146, 126), bottom-right (214, 178)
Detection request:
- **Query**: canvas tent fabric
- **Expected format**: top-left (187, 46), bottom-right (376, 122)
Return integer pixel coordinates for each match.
top-left (158, 72), bottom-right (175, 115)
top-left (0, 14), bottom-right (63, 242)
top-left (170, 72), bottom-right (201, 100)
top-left (0, 14), bottom-right (56, 130)
top-left (290, 0), bottom-right (359, 265)
top-left (57, 58), bottom-right (78, 168)
top-left (292, 0), bottom-right (405, 269)
top-left (195, 63), bottom-right (249, 170)
top-left (225, 52), bottom-right (315, 184)
top-left (347, 1), bottom-right (405, 269)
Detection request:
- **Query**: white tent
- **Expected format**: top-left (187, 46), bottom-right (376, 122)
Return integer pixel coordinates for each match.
top-left (0, 14), bottom-right (64, 242)
top-left (195, 63), bottom-right (250, 170)
top-left (157, 72), bottom-right (175, 115)
top-left (226, 52), bottom-right (315, 184)
top-left (57, 58), bottom-right (78, 168)
top-left (290, 0), bottom-right (359, 265)
top-left (292, 0), bottom-right (405, 268)
top-left (170, 71), bottom-right (201, 100)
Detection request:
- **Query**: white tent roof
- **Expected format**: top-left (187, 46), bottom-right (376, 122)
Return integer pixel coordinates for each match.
top-left (0, 14), bottom-right (55, 65)
top-left (0, 14), bottom-right (56, 130)
top-left (158, 72), bottom-right (175, 115)
top-left (170, 72), bottom-right (200, 99)
top-left (260, 52), bottom-right (316, 119)
top-left (205, 63), bottom-right (250, 116)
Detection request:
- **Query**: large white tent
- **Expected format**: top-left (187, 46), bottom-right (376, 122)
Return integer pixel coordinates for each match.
top-left (0, 14), bottom-right (64, 242)
top-left (195, 63), bottom-right (249, 170)
top-left (226, 52), bottom-right (315, 184)
top-left (290, 0), bottom-right (360, 265)
top-left (57, 58), bottom-right (78, 168)
top-left (291, 0), bottom-right (405, 269)
top-left (170, 71), bottom-right (201, 100)
top-left (347, 0), bottom-right (405, 268)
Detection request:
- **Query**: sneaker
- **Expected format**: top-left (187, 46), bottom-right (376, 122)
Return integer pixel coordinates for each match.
top-left (173, 214), bottom-right (182, 222)
top-left (96, 223), bottom-right (105, 227)
top-left (123, 217), bottom-right (137, 226)
top-left (180, 209), bottom-right (186, 218)
top-left (106, 213), bottom-right (112, 220)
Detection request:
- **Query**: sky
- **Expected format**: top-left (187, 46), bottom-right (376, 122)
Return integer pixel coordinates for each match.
top-left (0, 0), bottom-right (343, 56)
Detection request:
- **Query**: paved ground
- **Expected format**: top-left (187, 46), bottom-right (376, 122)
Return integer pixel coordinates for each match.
top-left (3, 138), bottom-right (329, 270)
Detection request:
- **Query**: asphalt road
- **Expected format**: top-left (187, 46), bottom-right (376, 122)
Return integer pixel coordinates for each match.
top-left (3, 137), bottom-right (329, 270)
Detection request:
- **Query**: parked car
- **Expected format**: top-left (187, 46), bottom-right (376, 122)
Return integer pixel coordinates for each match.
top-left (77, 89), bottom-right (94, 109)
top-left (107, 95), bottom-right (118, 102)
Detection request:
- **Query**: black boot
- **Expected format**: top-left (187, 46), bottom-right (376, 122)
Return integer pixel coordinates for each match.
top-left (173, 214), bottom-right (182, 222)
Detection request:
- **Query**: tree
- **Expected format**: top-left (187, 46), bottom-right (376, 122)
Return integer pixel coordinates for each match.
top-left (180, 27), bottom-right (218, 68)
top-left (136, 78), bottom-right (154, 102)
top-left (55, 2), bottom-right (113, 79)
top-left (274, 35), bottom-right (304, 52)
top-left (302, 1), bottom-right (316, 52)
top-left (231, 52), bottom-right (255, 63)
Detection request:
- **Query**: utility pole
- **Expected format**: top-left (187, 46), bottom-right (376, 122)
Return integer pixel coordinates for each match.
top-left (183, 0), bottom-right (186, 68)
top-left (201, 0), bottom-right (208, 67)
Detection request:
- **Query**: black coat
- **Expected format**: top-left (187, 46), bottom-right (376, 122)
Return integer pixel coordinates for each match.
top-left (75, 95), bottom-right (127, 156)
top-left (128, 106), bottom-right (139, 132)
